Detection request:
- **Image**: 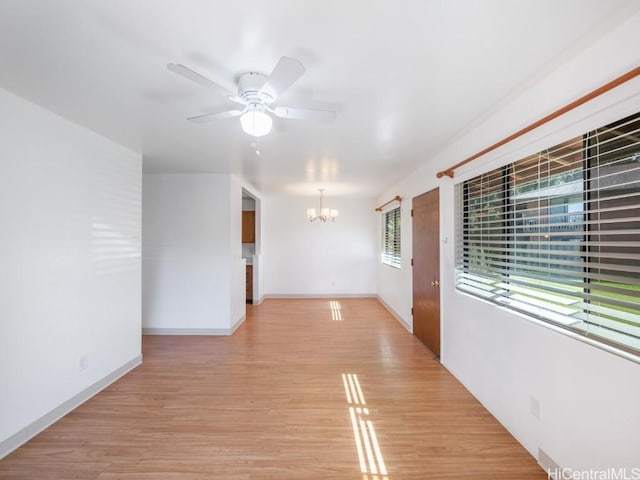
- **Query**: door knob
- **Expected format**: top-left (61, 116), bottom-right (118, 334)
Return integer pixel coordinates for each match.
top-left (431, 280), bottom-right (440, 288)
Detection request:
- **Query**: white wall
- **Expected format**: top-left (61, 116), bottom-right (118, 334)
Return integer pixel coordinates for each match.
top-left (0, 87), bottom-right (142, 455)
top-left (242, 197), bottom-right (256, 211)
top-left (377, 11), bottom-right (640, 472)
top-left (142, 173), bottom-right (243, 333)
top-left (263, 195), bottom-right (377, 296)
top-left (229, 176), bottom-right (246, 328)
top-left (377, 200), bottom-right (413, 330)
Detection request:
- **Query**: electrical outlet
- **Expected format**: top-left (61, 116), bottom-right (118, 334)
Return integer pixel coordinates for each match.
top-left (79, 354), bottom-right (88, 372)
top-left (530, 396), bottom-right (541, 419)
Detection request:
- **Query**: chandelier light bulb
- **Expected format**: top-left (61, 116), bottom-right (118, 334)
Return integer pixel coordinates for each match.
top-left (307, 208), bottom-right (317, 220)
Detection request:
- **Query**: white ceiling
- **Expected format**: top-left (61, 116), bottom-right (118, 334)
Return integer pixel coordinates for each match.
top-left (0, 0), bottom-right (636, 197)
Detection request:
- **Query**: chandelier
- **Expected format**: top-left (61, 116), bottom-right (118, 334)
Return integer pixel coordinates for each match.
top-left (307, 189), bottom-right (339, 222)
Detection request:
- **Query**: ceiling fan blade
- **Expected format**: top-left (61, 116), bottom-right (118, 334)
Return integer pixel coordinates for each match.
top-left (167, 63), bottom-right (235, 95)
top-left (274, 106), bottom-right (336, 121)
top-left (227, 95), bottom-right (245, 105)
top-left (260, 57), bottom-right (305, 100)
top-left (187, 109), bottom-right (244, 123)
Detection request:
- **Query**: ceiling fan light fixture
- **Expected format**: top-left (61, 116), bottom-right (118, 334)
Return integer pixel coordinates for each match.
top-left (240, 107), bottom-right (272, 137)
top-left (169, 58), bottom-right (336, 135)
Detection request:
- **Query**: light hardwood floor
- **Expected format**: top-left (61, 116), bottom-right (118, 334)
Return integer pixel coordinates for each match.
top-left (0, 298), bottom-right (545, 479)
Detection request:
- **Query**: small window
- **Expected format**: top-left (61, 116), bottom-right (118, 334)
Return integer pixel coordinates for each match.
top-left (382, 206), bottom-right (401, 268)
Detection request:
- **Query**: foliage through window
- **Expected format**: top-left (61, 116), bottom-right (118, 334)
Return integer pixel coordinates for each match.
top-left (382, 206), bottom-right (401, 268)
top-left (456, 112), bottom-right (640, 355)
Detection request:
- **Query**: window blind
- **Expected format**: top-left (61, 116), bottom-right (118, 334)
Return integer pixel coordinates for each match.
top-left (382, 206), bottom-right (401, 268)
top-left (456, 112), bottom-right (640, 354)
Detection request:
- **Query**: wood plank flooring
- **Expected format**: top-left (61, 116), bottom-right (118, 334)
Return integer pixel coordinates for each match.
top-left (0, 298), bottom-right (545, 479)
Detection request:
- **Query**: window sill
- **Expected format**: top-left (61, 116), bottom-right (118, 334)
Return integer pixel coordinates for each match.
top-left (455, 286), bottom-right (640, 366)
top-left (381, 262), bottom-right (401, 270)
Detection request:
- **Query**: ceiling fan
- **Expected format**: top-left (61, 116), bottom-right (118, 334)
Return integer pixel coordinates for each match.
top-left (167, 56), bottom-right (336, 137)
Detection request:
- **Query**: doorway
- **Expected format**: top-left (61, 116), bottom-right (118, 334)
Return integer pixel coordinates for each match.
top-left (412, 187), bottom-right (441, 357)
top-left (242, 189), bottom-right (259, 304)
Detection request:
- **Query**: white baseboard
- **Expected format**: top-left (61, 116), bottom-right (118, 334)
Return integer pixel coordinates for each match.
top-left (538, 448), bottom-right (561, 479)
top-left (263, 293), bottom-right (377, 299)
top-left (142, 316), bottom-right (246, 336)
top-left (230, 314), bottom-right (246, 334)
top-left (142, 328), bottom-right (230, 335)
top-left (252, 295), bottom-right (265, 305)
top-left (377, 295), bottom-right (412, 333)
top-left (0, 354), bottom-right (142, 460)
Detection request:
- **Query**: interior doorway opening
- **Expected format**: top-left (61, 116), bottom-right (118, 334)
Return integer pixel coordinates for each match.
top-left (242, 189), bottom-right (261, 304)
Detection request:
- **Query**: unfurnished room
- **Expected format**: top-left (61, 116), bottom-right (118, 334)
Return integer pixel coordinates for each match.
top-left (1, 1), bottom-right (639, 479)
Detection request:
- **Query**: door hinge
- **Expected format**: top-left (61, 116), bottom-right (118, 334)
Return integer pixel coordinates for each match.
top-left (411, 307), bottom-right (414, 315)
top-left (411, 209), bottom-right (414, 217)
top-left (411, 258), bottom-right (414, 266)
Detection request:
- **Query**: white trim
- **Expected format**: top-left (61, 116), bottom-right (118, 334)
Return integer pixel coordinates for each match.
top-left (0, 354), bottom-right (142, 460)
top-left (538, 448), bottom-right (561, 479)
top-left (230, 314), bottom-right (246, 334)
top-left (142, 316), bottom-right (246, 336)
top-left (252, 295), bottom-right (265, 305)
top-left (377, 295), bottom-right (412, 333)
top-left (143, 326), bottom-right (237, 335)
top-left (263, 294), bottom-right (377, 299)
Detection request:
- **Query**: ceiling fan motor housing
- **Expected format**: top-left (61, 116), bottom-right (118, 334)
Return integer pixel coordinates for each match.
top-left (238, 72), bottom-right (273, 106)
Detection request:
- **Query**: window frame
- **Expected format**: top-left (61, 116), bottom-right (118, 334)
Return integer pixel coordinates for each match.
top-left (382, 206), bottom-right (401, 268)
top-left (456, 112), bottom-right (640, 358)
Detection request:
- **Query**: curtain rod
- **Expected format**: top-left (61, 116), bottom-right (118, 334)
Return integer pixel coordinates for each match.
top-left (436, 65), bottom-right (640, 179)
top-left (375, 195), bottom-right (401, 212)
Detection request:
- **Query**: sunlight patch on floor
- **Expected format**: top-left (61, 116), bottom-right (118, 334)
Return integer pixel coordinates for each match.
top-left (342, 373), bottom-right (388, 479)
top-left (330, 300), bottom-right (343, 321)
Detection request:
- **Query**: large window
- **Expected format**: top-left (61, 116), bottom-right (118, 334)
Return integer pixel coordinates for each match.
top-left (382, 206), bottom-right (401, 268)
top-left (456, 112), bottom-right (640, 355)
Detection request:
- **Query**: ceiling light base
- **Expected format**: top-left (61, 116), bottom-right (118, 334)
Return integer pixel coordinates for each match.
top-left (238, 72), bottom-right (273, 104)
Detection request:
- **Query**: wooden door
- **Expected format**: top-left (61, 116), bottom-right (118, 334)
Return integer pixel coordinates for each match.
top-left (412, 188), bottom-right (441, 357)
top-left (246, 265), bottom-right (253, 303)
